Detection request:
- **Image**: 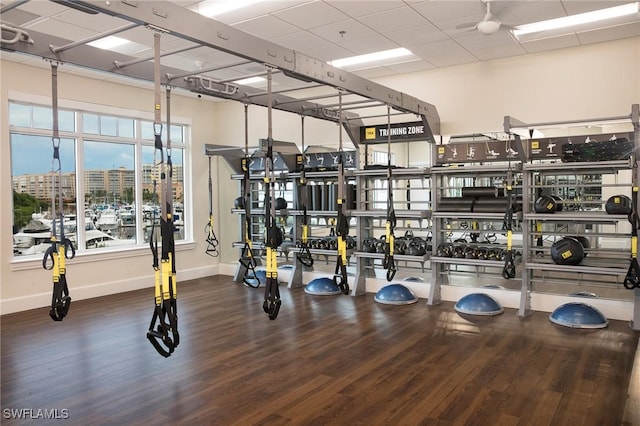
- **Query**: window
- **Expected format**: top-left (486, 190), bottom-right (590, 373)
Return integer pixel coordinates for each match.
top-left (9, 101), bottom-right (189, 258)
top-left (372, 151), bottom-right (394, 209)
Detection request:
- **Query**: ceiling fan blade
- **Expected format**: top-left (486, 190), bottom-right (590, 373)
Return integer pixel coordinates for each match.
top-left (456, 22), bottom-right (478, 30)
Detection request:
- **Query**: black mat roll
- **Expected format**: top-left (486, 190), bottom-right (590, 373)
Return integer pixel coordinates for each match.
top-left (461, 186), bottom-right (505, 198)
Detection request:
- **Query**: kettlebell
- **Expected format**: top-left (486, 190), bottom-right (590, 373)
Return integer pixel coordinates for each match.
top-left (234, 196), bottom-right (245, 209)
top-left (275, 197), bottom-right (287, 210)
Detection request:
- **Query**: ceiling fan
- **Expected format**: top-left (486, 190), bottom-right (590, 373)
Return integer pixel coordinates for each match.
top-left (456, 0), bottom-right (513, 35)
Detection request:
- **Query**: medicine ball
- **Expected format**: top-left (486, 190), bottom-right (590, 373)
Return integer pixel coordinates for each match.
top-left (571, 235), bottom-right (590, 257)
top-left (550, 237), bottom-right (584, 266)
top-left (534, 195), bottom-right (557, 214)
top-left (275, 197), bottom-right (287, 210)
top-left (605, 195), bottom-right (631, 215)
top-left (551, 195), bottom-right (564, 212)
top-left (234, 196), bottom-right (245, 209)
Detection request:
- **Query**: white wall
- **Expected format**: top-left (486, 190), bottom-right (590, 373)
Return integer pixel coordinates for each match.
top-left (2, 36), bottom-right (639, 314)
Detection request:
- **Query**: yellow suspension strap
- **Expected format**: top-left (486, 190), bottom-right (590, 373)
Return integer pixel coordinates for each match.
top-left (332, 91), bottom-right (350, 295)
top-left (296, 115), bottom-right (313, 268)
top-left (382, 105), bottom-right (397, 281)
top-left (146, 33), bottom-right (179, 357)
top-left (43, 62), bottom-right (75, 321)
top-left (205, 155), bottom-right (219, 257)
top-left (262, 67), bottom-right (283, 319)
top-left (624, 184), bottom-right (640, 288)
top-left (239, 104), bottom-right (260, 288)
top-left (502, 139), bottom-right (516, 279)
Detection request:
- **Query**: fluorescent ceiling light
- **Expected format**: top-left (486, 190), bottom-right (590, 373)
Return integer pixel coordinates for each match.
top-left (328, 48), bottom-right (413, 69)
top-left (513, 2), bottom-right (639, 37)
top-left (233, 76), bottom-right (266, 86)
top-left (87, 36), bottom-right (130, 50)
top-left (197, 0), bottom-right (264, 17)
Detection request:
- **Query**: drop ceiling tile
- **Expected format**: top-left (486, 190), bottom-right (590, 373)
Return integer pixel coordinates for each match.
top-left (410, 1), bottom-right (484, 24)
top-left (469, 43), bottom-right (527, 61)
top-left (562, 1), bottom-right (630, 15)
top-left (383, 59), bottom-right (436, 73)
top-left (194, 1), bottom-right (313, 25)
top-left (52, 9), bottom-right (131, 33)
top-left (357, 6), bottom-right (431, 33)
top-left (497, 1), bottom-right (568, 27)
top-left (304, 43), bottom-right (356, 62)
top-left (326, 0), bottom-right (407, 18)
top-left (385, 23), bottom-right (450, 47)
top-left (520, 33), bottom-right (581, 54)
top-left (1, 8), bottom-right (41, 26)
top-left (10, 0), bottom-right (68, 17)
top-left (233, 15), bottom-right (302, 40)
top-left (273, 2), bottom-right (351, 30)
top-left (577, 22), bottom-right (640, 45)
top-left (308, 19), bottom-right (377, 43)
top-left (270, 30), bottom-right (333, 52)
top-left (339, 34), bottom-right (399, 54)
top-left (410, 39), bottom-right (477, 67)
top-left (427, 51), bottom-right (477, 68)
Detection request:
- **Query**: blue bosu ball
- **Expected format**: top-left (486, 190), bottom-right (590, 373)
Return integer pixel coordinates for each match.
top-left (454, 293), bottom-right (504, 316)
top-left (403, 276), bottom-right (425, 283)
top-left (549, 302), bottom-right (608, 329)
top-left (374, 284), bottom-right (419, 305)
top-left (304, 277), bottom-right (342, 296)
top-left (244, 269), bottom-right (267, 287)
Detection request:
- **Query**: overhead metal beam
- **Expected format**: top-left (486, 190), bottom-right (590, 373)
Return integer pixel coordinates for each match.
top-left (67, 0), bottom-right (439, 136)
top-left (1, 27), bottom-right (364, 133)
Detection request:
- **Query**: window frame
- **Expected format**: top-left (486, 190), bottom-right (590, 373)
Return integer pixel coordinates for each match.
top-left (8, 93), bottom-right (192, 267)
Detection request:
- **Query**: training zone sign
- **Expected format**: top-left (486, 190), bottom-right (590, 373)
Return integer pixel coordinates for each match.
top-left (361, 121), bottom-right (429, 143)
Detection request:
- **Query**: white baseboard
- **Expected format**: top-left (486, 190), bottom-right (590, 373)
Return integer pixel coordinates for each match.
top-left (0, 264), bottom-right (219, 315)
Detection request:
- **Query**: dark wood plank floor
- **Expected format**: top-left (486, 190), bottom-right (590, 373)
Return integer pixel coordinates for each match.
top-left (2, 275), bottom-right (638, 425)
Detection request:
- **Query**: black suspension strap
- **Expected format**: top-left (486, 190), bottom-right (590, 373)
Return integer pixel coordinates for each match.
top-left (262, 67), bottom-right (282, 320)
top-left (332, 91), bottom-right (350, 295)
top-left (239, 104), bottom-right (260, 288)
top-left (205, 155), bottom-right (220, 257)
top-left (296, 115), bottom-right (314, 268)
top-left (502, 139), bottom-right (516, 279)
top-left (146, 33), bottom-right (179, 357)
top-left (382, 105), bottom-right (397, 281)
top-left (43, 62), bottom-right (75, 322)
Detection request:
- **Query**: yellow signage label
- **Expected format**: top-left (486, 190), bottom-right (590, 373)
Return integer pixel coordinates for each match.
top-left (365, 128), bottom-right (376, 140)
top-left (531, 141), bottom-right (539, 149)
top-left (438, 147), bottom-right (445, 154)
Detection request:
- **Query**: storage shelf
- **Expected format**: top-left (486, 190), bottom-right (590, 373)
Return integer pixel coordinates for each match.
top-left (231, 208), bottom-right (290, 215)
top-left (432, 211), bottom-right (514, 220)
top-left (354, 251), bottom-right (430, 262)
top-left (523, 159), bottom-right (633, 174)
top-left (523, 211), bottom-right (628, 222)
top-left (349, 209), bottom-right (431, 219)
top-left (431, 163), bottom-right (522, 174)
top-left (525, 261), bottom-right (628, 276)
top-left (430, 256), bottom-right (509, 268)
top-left (352, 167), bottom-right (430, 178)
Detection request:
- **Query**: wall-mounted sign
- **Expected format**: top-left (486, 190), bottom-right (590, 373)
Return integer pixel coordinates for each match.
top-left (435, 140), bottom-right (521, 165)
top-left (528, 132), bottom-right (632, 160)
top-left (360, 121), bottom-right (431, 143)
top-left (298, 151), bottom-right (358, 170)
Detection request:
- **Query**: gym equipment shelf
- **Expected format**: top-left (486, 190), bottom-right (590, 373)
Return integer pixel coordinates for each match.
top-left (507, 105), bottom-right (640, 323)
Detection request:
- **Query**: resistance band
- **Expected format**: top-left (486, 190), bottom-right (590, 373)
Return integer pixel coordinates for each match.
top-left (205, 155), bottom-right (220, 257)
top-left (296, 115), bottom-right (314, 268)
top-left (624, 184), bottom-right (640, 289)
top-left (262, 67), bottom-right (283, 320)
top-left (147, 32), bottom-right (179, 357)
top-left (382, 105), bottom-right (397, 281)
top-left (332, 91), bottom-right (350, 295)
top-left (502, 139), bottom-right (516, 279)
top-left (43, 62), bottom-right (75, 321)
top-left (239, 104), bottom-right (260, 288)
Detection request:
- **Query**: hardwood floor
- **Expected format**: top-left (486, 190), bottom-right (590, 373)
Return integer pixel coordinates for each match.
top-left (2, 275), bottom-right (638, 425)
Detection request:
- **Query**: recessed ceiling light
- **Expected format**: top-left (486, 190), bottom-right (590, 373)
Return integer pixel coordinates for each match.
top-left (513, 2), bottom-right (639, 38)
top-left (234, 76), bottom-right (266, 86)
top-left (196, 0), bottom-right (264, 17)
top-left (328, 48), bottom-right (413, 69)
top-left (87, 36), bottom-right (130, 50)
